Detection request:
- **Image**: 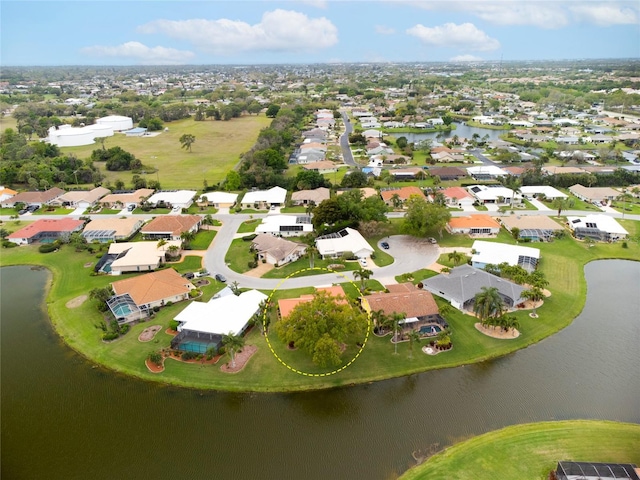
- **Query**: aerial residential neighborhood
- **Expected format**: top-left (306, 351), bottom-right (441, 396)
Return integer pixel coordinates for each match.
top-left (1, 2), bottom-right (639, 476)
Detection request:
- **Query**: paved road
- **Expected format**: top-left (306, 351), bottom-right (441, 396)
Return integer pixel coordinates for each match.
top-left (339, 110), bottom-right (357, 167)
top-left (469, 148), bottom-right (498, 166)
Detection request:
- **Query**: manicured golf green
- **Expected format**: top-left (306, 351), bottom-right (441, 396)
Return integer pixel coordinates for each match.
top-left (399, 420), bottom-right (640, 480)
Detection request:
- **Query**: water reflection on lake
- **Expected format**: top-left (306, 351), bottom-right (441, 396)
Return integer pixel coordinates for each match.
top-left (1, 260), bottom-right (638, 479)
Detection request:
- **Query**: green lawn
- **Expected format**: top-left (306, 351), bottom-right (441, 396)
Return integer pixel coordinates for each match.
top-left (133, 207), bottom-right (170, 214)
top-left (237, 219), bottom-right (261, 234)
top-left (58, 116), bottom-right (270, 189)
top-left (185, 204), bottom-right (219, 215)
top-left (1, 224), bottom-right (638, 392)
top-left (260, 257), bottom-right (361, 279)
top-left (0, 207), bottom-right (21, 216)
top-left (32, 207), bottom-right (75, 215)
top-left (189, 229), bottom-right (216, 250)
top-left (280, 206), bottom-right (308, 214)
top-left (97, 208), bottom-right (123, 215)
top-left (225, 238), bottom-right (255, 273)
top-left (399, 421), bottom-right (640, 480)
top-left (168, 255), bottom-right (203, 274)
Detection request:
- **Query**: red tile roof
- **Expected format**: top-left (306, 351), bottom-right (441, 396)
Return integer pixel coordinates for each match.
top-left (8, 218), bottom-right (84, 239)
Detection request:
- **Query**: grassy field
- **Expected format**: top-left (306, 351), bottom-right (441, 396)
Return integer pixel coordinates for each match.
top-left (1, 223), bottom-right (638, 392)
top-left (58, 116), bottom-right (270, 189)
top-left (399, 420), bottom-right (640, 480)
top-left (189, 229), bottom-right (216, 250)
top-left (168, 255), bottom-right (203, 274)
top-left (225, 238), bottom-right (255, 273)
top-left (237, 219), bottom-right (261, 233)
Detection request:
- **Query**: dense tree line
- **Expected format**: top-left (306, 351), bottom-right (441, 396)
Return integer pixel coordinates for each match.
top-left (91, 146), bottom-right (142, 171)
top-left (0, 129), bottom-right (102, 187)
top-left (234, 105), bottom-right (310, 189)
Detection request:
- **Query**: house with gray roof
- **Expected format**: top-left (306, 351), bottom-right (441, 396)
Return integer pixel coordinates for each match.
top-left (421, 264), bottom-right (526, 312)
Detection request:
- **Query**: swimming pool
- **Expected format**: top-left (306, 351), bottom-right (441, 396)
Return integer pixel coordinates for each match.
top-left (112, 304), bottom-right (133, 317)
top-left (419, 325), bottom-right (442, 336)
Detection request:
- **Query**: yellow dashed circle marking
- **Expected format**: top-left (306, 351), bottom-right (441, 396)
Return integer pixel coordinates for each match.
top-left (262, 267), bottom-right (372, 376)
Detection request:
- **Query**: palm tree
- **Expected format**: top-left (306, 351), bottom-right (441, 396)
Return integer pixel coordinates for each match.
top-left (407, 330), bottom-right (421, 358)
top-left (370, 309), bottom-right (388, 335)
top-left (179, 133), bottom-right (196, 152)
top-left (306, 245), bottom-right (318, 268)
top-left (222, 332), bottom-right (245, 368)
top-left (552, 197), bottom-right (573, 218)
top-left (528, 270), bottom-right (549, 291)
top-left (390, 193), bottom-right (403, 209)
top-left (473, 287), bottom-right (505, 325)
top-left (391, 311), bottom-right (405, 355)
top-left (617, 190), bottom-right (633, 219)
top-left (167, 244), bottom-right (180, 259)
top-left (447, 250), bottom-right (465, 266)
top-left (156, 239), bottom-right (168, 249)
top-left (180, 230), bottom-right (196, 248)
top-left (521, 287), bottom-right (544, 316)
top-left (353, 267), bottom-right (373, 292)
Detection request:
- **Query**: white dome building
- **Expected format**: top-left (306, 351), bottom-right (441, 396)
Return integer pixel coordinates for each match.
top-left (96, 115), bottom-right (133, 132)
top-left (48, 125), bottom-right (98, 147)
top-left (86, 123), bottom-right (114, 138)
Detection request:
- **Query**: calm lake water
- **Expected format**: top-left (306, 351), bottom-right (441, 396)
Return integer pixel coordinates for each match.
top-left (402, 122), bottom-right (504, 144)
top-left (1, 261), bottom-right (639, 480)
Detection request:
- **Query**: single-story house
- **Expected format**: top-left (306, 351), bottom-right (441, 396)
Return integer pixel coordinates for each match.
top-left (1, 187), bottom-right (65, 208)
top-left (499, 215), bottom-right (563, 242)
top-left (466, 165), bottom-right (508, 180)
top-left (240, 186), bottom-right (287, 209)
top-left (389, 168), bottom-right (424, 180)
top-left (316, 227), bottom-right (374, 259)
top-left (0, 186), bottom-right (18, 203)
top-left (520, 186), bottom-right (567, 200)
top-left (50, 186), bottom-right (111, 209)
top-left (427, 167), bottom-right (468, 181)
top-left (297, 150), bottom-right (327, 164)
top-left (99, 188), bottom-right (155, 209)
top-left (381, 186), bottom-right (426, 207)
top-left (251, 234), bottom-right (307, 266)
top-left (140, 215), bottom-right (201, 241)
top-left (336, 187), bottom-right (378, 199)
top-left (146, 190), bottom-right (197, 210)
top-left (471, 240), bottom-right (540, 272)
top-left (278, 286), bottom-right (347, 319)
top-left (172, 289), bottom-right (268, 353)
top-left (437, 187), bottom-right (475, 207)
top-left (361, 283), bottom-right (445, 334)
top-left (542, 166), bottom-right (587, 176)
top-left (467, 185), bottom-right (522, 205)
top-left (106, 240), bottom-right (182, 275)
top-left (566, 214), bottom-right (628, 242)
top-left (569, 184), bottom-right (621, 205)
top-left (421, 264), bottom-right (526, 312)
top-left (7, 218), bottom-right (84, 245)
top-left (291, 187), bottom-right (330, 206)
top-left (303, 161), bottom-right (338, 173)
top-left (110, 268), bottom-right (194, 316)
top-left (197, 191), bottom-right (238, 209)
top-left (255, 215), bottom-right (313, 237)
top-left (553, 461), bottom-right (640, 480)
top-left (82, 217), bottom-right (145, 242)
top-left (447, 214), bottom-right (501, 236)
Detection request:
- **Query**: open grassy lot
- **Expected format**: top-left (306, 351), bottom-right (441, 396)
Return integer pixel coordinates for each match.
top-left (189, 229), bottom-right (216, 250)
top-left (399, 420), bottom-right (640, 480)
top-left (168, 255), bottom-right (202, 274)
top-left (1, 222), bottom-right (638, 392)
top-left (58, 116), bottom-right (270, 189)
top-left (33, 207), bottom-right (75, 215)
top-left (225, 238), bottom-right (255, 273)
top-left (237, 218), bottom-right (260, 233)
top-left (260, 257), bottom-right (362, 279)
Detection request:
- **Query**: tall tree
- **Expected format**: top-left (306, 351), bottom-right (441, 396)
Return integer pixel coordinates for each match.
top-left (353, 267), bottom-right (373, 292)
top-left (473, 287), bottom-right (505, 325)
top-left (447, 250), bottom-right (465, 266)
top-left (552, 197), bottom-right (574, 217)
top-left (180, 230), bottom-right (195, 248)
top-left (222, 332), bottom-right (245, 368)
top-left (179, 133), bottom-right (196, 152)
top-left (402, 195), bottom-right (451, 238)
top-left (521, 286), bottom-right (544, 316)
top-left (391, 311), bottom-right (405, 355)
top-left (407, 330), bottom-right (421, 358)
top-left (275, 291), bottom-right (367, 367)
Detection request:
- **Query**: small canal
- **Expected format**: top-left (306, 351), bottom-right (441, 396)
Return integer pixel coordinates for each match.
top-left (1, 260), bottom-right (638, 479)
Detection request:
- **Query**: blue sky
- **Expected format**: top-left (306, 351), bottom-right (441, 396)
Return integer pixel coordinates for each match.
top-left (2, 1), bottom-right (639, 65)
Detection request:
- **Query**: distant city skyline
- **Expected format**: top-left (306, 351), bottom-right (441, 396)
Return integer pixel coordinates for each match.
top-left (2, 1), bottom-right (639, 66)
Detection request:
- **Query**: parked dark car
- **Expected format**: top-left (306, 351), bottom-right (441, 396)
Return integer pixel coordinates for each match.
top-left (183, 272), bottom-right (195, 280)
top-left (27, 205), bottom-right (39, 212)
top-left (381, 241), bottom-right (390, 250)
top-left (215, 273), bottom-right (227, 283)
top-left (18, 208), bottom-right (27, 215)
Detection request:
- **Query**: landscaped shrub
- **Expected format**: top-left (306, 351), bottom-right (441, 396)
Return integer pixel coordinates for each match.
top-left (147, 351), bottom-right (163, 366)
top-left (119, 324), bottom-right (130, 335)
top-left (153, 306), bottom-right (161, 313)
top-left (102, 332), bottom-right (119, 341)
top-left (2, 241), bottom-right (17, 248)
top-left (622, 241), bottom-right (628, 248)
top-left (242, 233), bottom-right (258, 241)
top-left (181, 351), bottom-right (197, 361)
top-left (39, 244), bottom-right (57, 253)
top-left (168, 320), bottom-right (179, 330)
top-left (248, 261), bottom-right (258, 269)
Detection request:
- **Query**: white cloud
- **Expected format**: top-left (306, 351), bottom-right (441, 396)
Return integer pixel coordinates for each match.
top-left (570, 4), bottom-right (638, 26)
top-left (375, 25), bottom-right (396, 35)
top-left (450, 54), bottom-right (484, 62)
top-left (81, 42), bottom-right (195, 65)
top-left (298, 0), bottom-right (328, 8)
top-left (406, 22), bottom-right (500, 51)
top-left (138, 10), bottom-right (338, 55)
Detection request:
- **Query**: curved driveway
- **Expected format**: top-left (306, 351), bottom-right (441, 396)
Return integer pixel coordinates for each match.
top-left (203, 214), bottom-right (439, 290)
